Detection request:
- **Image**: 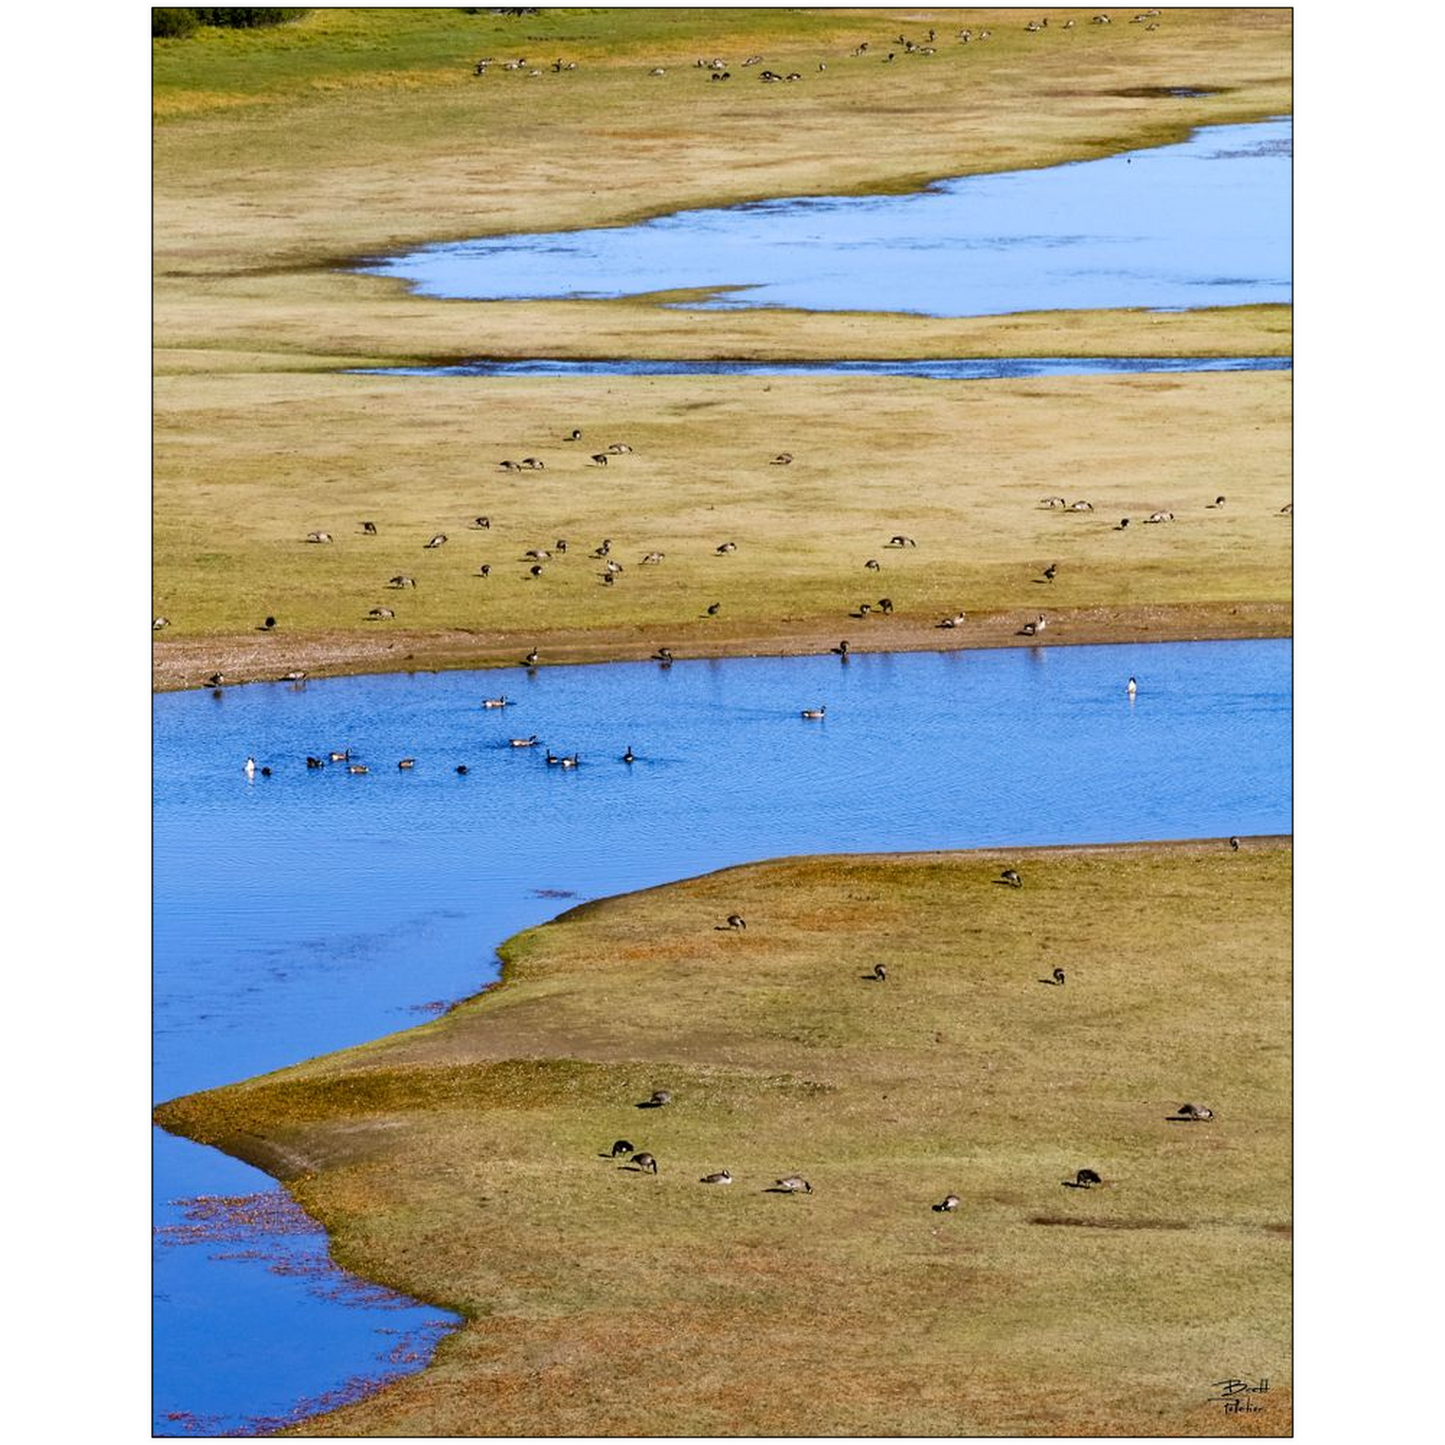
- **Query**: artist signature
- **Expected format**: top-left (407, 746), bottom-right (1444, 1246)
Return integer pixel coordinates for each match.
top-left (1208, 1378), bottom-right (1270, 1413)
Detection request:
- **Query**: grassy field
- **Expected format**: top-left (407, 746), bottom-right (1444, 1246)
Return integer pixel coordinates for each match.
top-left (156, 839), bottom-right (1292, 1436)
top-left (153, 8), bottom-right (1292, 683)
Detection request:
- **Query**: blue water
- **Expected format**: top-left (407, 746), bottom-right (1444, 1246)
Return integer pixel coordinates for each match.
top-left (361, 356), bottom-right (1293, 380)
top-left (365, 119), bottom-right (1291, 317)
top-left (154, 640), bottom-right (1291, 1430)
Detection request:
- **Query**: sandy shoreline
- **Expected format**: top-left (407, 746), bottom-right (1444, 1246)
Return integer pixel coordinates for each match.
top-left (152, 599), bottom-right (1290, 692)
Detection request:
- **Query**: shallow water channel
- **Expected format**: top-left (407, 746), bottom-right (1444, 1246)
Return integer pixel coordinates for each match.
top-left (366, 119), bottom-right (1291, 316)
top-left (154, 640), bottom-right (1291, 1432)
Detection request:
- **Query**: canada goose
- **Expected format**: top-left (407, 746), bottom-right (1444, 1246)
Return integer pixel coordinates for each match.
top-left (589, 454), bottom-right (609, 467)
top-left (566, 429), bottom-right (582, 441)
top-left (388, 575), bottom-right (415, 588)
top-left (1144, 511), bottom-right (1174, 524)
top-left (205, 672), bottom-right (225, 688)
top-left (349, 764), bottom-right (369, 775)
top-left (646, 1089), bottom-right (673, 1106)
top-left (1208, 496), bottom-right (1226, 509)
top-left (554, 539), bottom-right (568, 554)
top-left (1067, 500), bottom-right (1093, 512)
top-left (329, 750), bottom-right (350, 763)
top-left (1052, 967), bottom-right (1066, 986)
top-left (528, 564), bottom-right (545, 578)
top-left (601, 572), bottom-right (616, 587)
top-left (800, 706), bottom-right (826, 720)
top-left (872, 962), bottom-right (888, 982)
top-left (545, 752), bottom-right (561, 765)
top-left (305, 531), bottom-right (332, 544)
top-left (360, 521), bottom-right (377, 535)
top-left (706, 602), bottom-right (721, 616)
top-left (1041, 563), bottom-right (1057, 583)
top-left (604, 560), bottom-right (624, 575)
top-left (261, 616), bottom-right (277, 631)
top-left (831, 640), bottom-right (849, 655)
top-left (1280, 503), bottom-right (1293, 515)
top-left (999, 869), bottom-right (1022, 888)
top-left (510, 735), bottom-right (539, 748)
top-left (641, 552), bottom-right (665, 564)
top-left (715, 541), bottom-right (737, 554)
top-left (283, 670), bottom-right (307, 682)
top-left (865, 558), bottom-right (881, 571)
top-left (367, 606), bottom-right (396, 620)
top-left (455, 764), bottom-right (469, 775)
top-left (1073, 1169), bottom-right (1102, 1188)
top-left (773, 1176), bottom-right (812, 1194)
top-left (591, 539), bottom-right (612, 558)
top-left (610, 1139), bottom-right (635, 1157)
top-left (425, 534), bottom-right (448, 548)
top-left (476, 564), bottom-right (492, 577)
top-left (306, 756), bottom-right (324, 769)
top-left (524, 648), bottom-right (539, 666)
top-left (937, 612), bottom-right (966, 629)
top-left (523, 549), bottom-right (551, 562)
top-left (153, 616), bottom-right (170, 630)
top-left (607, 443), bottom-right (633, 454)
top-left (877, 598), bottom-right (893, 614)
top-left (1040, 496), bottom-right (1067, 508)
top-left (933, 1194), bottom-right (960, 1212)
top-left (1018, 615), bottom-right (1047, 637)
top-left (771, 453), bottom-right (793, 465)
top-left (244, 756), bottom-right (257, 778)
top-left (623, 746), bottom-right (636, 764)
top-left (472, 516), bottom-right (491, 530)
top-left (709, 71), bottom-right (731, 80)
top-left (857, 604), bottom-right (872, 617)
top-left (726, 915), bottom-right (746, 930)
top-left (558, 754), bottom-right (579, 768)
top-left (632, 1152), bottom-right (658, 1173)
top-left (1229, 836), bottom-right (1240, 852)
top-left (650, 66), bottom-right (666, 75)
top-left (483, 696), bottom-right (510, 708)
top-left (398, 758), bottom-right (415, 769)
top-left (1127, 677), bottom-right (1137, 698)
top-left (652, 647), bottom-right (673, 663)
top-left (1115, 518), bottom-right (1130, 531)
top-left (700, 1170), bottom-right (733, 1185)
top-left (499, 460), bottom-right (518, 471)
top-left (1175, 1103), bottom-right (1214, 1120)
top-left (888, 534), bottom-right (917, 547)
top-left (520, 457), bottom-right (545, 470)
top-left (260, 766), bottom-right (273, 777)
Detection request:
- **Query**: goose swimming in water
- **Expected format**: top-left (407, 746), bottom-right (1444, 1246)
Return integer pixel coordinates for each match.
top-left (348, 764), bottom-right (369, 775)
top-left (933, 1194), bottom-right (961, 1212)
top-left (1127, 676), bottom-right (1137, 698)
top-left (244, 757), bottom-right (256, 778)
top-left (510, 735), bottom-right (539, 748)
top-left (800, 706), bottom-right (826, 720)
top-left (329, 751), bottom-right (350, 763)
top-left (398, 758), bottom-right (415, 769)
top-left (306, 756), bottom-right (324, 769)
top-left (558, 754), bottom-right (579, 768)
top-left (455, 764), bottom-right (469, 775)
top-left (632, 1152), bottom-right (658, 1173)
top-left (623, 746), bottom-right (636, 764)
top-left (482, 696), bottom-right (510, 708)
top-left (699, 1170), bottom-right (733, 1185)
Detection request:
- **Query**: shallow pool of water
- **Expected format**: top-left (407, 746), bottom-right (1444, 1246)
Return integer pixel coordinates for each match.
top-left (155, 639), bottom-right (1291, 1430)
top-left (365, 119), bottom-right (1291, 317)
top-left (362, 355), bottom-right (1292, 380)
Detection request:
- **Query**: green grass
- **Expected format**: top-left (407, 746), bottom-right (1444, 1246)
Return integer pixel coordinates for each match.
top-left (157, 840), bottom-right (1292, 1437)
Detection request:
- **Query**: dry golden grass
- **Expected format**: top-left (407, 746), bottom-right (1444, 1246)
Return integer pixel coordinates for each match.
top-left (157, 839), bottom-right (1291, 1437)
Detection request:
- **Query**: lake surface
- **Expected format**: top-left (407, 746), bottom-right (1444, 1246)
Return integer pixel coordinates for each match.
top-left (365, 119), bottom-right (1291, 317)
top-left (362, 356), bottom-right (1292, 380)
top-left (154, 639), bottom-right (1291, 1432)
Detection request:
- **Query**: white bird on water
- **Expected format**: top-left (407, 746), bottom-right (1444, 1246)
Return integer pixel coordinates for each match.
top-left (1127, 677), bottom-right (1138, 698)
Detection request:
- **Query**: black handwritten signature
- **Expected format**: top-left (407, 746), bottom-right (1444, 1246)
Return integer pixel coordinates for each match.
top-left (1208, 1378), bottom-right (1270, 1413)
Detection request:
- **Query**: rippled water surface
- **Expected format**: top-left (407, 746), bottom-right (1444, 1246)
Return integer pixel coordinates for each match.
top-left (367, 119), bottom-right (1291, 316)
top-left (155, 641), bottom-right (1291, 1429)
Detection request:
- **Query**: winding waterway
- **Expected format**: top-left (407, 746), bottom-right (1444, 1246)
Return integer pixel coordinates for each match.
top-left (154, 640), bottom-right (1291, 1431)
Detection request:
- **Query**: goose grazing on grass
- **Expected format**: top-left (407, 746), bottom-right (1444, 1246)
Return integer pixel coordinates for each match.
top-left (607, 443), bottom-right (633, 454)
top-left (388, 575), bottom-right (415, 588)
top-left (1127, 676), bottom-right (1137, 698)
top-left (1041, 563), bottom-right (1057, 583)
top-left (726, 915), bottom-right (746, 931)
top-left (773, 1176), bottom-right (812, 1194)
top-left (509, 735), bottom-right (539, 748)
top-left (360, 521), bottom-right (378, 535)
top-left (632, 1152), bottom-right (658, 1173)
top-left (1280, 502), bottom-right (1293, 515)
top-left (1072, 1169), bottom-right (1102, 1188)
top-left (529, 564), bottom-right (545, 578)
top-left (520, 457), bottom-right (545, 471)
top-left (771, 452), bottom-right (793, 465)
top-left (567, 428), bottom-right (583, 440)
top-left (1207, 496), bottom-right (1226, 509)
top-left (367, 606), bottom-right (396, 620)
top-left (644, 1089), bottom-right (673, 1107)
top-left (261, 616), bottom-right (277, 631)
top-left (1115, 518), bottom-right (1130, 531)
top-left (425, 533), bottom-right (448, 548)
top-left (865, 558), bottom-right (881, 571)
top-left (523, 549), bottom-right (550, 562)
top-left (610, 1139), bottom-right (635, 1157)
top-left (1229, 836), bottom-right (1240, 851)
top-left (482, 696), bottom-right (510, 708)
top-left (472, 516), bottom-right (491, 529)
top-left (153, 616), bottom-right (170, 630)
top-left (590, 452), bottom-right (609, 466)
top-left (244, 757), bottom-right (256, 779)
top-left (872, 963), bottom-right (888, 982)
top-left (705, 602), bottom-right (721, 616)
top-left (700, 1169), bottom-right (734, 1185)
top-left (888, 534), bottom-right (917, 547)
top-left (877, 598), bottom-right (893, 614)
top-left (800, 706), bottom-right (826, 719)
top-left (933, 1194), bottom-right (961, 1212)
top-left (1144, 510), bottom-right (1174, 524)
top-left (999, 869), bottom-right (1022, 888)
top-left (1174, 1103), bottom-right (1214, 1121)
top-left (398, 758), bottom-right (415, 770)
top-left (1067, 500), bottom-right (1093, 512)
top-left (1052, 967), bottom-right (1066, 986)
top-left (715, 541), bottom-right (738, 554)
top-left (555, 540), bottom-right (568, 554)
top-left (1040, 496), bottom-right (1066, 509)
top-left (305, 531), bottom-right (332, 544)
top-left (591, 539), bottom-right (612, 558)
top-left (641, 551), bottom-right (665, 565)
top-left (476, 564), bottom-right (492, 577)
